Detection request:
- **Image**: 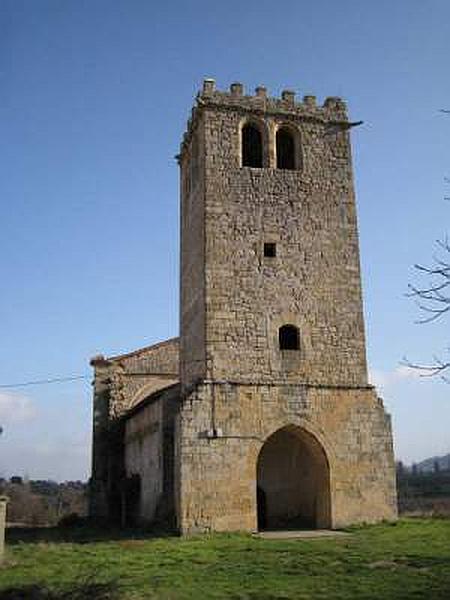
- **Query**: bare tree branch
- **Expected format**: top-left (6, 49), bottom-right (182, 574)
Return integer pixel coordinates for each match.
top-left (401, 355), bottom-right (450, 383)
top-left (405, 111), bottom-right (449, 380)
top-left (407, 235), bottom-right (450, 328)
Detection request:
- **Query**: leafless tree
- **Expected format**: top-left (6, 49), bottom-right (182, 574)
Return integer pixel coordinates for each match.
top-left (404, 206), bottom-right (450, 380)
top-left (403, 111), bottom-right (450, 380)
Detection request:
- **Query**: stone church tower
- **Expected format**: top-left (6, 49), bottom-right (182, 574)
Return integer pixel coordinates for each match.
top-left (90, 79), bottom-right (397, 533)
top-left (176, 79), bottom-right (397, 532)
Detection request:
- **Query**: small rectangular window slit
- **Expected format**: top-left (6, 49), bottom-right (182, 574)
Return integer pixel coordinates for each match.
top-left (264, 242), bottom-right (276, 258)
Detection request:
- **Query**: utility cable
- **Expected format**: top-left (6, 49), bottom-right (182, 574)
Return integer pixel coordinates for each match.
top-left (0, 375), bottom-right (90, 389)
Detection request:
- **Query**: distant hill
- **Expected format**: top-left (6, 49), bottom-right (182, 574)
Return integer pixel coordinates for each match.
top-left (416, 453), bottom-right (450, 473)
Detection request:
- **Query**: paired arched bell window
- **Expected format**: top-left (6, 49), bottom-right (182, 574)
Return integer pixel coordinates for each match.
top-left (242, 123), bottom-right (263, 168)
top-left (279, 324), bottom-right (300, 350)
top-left (241, 122), bottom-right (299, 170)
top-left (276, 127), bottom-right (296, 170)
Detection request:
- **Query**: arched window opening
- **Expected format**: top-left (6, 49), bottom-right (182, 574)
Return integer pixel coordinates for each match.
top-left (242, 123), bottom-right (263, 168)
top-left (279, 324), bottom-right (299, 350)
top-left (276, 127), bottom-right (296, 170)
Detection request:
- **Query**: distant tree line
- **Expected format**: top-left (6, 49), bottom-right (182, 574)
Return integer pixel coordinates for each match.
top-left (0, 477), bottom-right (88, 526)
top-left (396, 461), bottom-right (450, 516)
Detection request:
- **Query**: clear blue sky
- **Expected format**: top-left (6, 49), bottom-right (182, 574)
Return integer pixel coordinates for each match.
top-left (1, 0), bottom-right (449, 481)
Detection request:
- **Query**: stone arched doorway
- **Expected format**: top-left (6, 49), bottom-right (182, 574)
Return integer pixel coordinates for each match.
top-left (256, 425), bottom-right (331, 530)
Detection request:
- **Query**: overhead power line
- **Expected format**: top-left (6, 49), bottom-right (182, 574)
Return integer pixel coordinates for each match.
top-left (0, 375), bottom-right (90, 390)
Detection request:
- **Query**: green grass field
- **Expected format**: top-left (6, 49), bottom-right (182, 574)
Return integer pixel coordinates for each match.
top-left (1, 519), bottom-right (449, 599)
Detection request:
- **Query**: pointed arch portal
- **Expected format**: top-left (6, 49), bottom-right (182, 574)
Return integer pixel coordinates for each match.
top-left (256, 425), bottom-right (331, 530)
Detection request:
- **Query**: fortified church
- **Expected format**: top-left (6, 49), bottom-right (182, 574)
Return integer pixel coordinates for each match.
top-left (90, 79), bottom-right (397, 533)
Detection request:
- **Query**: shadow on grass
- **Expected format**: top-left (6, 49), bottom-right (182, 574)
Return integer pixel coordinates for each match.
top-left (6, 520), bottom-right (178, 545)
top-left (0, 580), bottom-right (119, 600)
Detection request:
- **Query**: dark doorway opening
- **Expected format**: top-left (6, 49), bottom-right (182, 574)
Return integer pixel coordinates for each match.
top-left (256, 426), bottom-right (331, 530)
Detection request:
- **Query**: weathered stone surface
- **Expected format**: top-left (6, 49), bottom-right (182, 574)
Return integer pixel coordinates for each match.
top-left (90, 339), bottom-right (179, 519)
top-left (175, 383), bottom-right (396, 532)
top-left (180, 85), bottom-right (366, 388)
top-left (124, 385), bottom-right (179, 524)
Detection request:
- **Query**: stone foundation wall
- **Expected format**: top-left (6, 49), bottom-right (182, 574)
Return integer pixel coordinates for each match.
top-left (176, 382), bottom-right (397, 533)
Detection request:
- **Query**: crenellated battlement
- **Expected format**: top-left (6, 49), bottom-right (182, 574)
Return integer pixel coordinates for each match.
top-left (179, 78), bottom-right (349, 157)
top-left (200, 78), bottom-right (347, 115)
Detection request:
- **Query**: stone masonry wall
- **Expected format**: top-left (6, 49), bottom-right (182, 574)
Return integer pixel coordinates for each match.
top-left (104, 338), bottom-right (179, 417)
top-left (198, 85), bottom-right (367, 385)
top-left (90, 338), bottom-right (179, 518)
top-left (124, 385), bottom-right (180, 524)
top-left (180, 121), bottom-right (207, 387)
top-left (124, 399), bottom-right (163, 523)
top-left (176, 382), bottom-right (397, 533)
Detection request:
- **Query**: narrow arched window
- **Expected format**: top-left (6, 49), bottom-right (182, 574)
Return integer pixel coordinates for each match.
top-left (242, 123), bottom-right (263, 168)
top-left (279, 324), bottom-right (299, 350)
top-left (276, 127), bottom-right (296, 170)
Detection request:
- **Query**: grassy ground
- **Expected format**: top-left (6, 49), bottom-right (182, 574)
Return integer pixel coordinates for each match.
top-left (1, 519), bottom-right (450, 599)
